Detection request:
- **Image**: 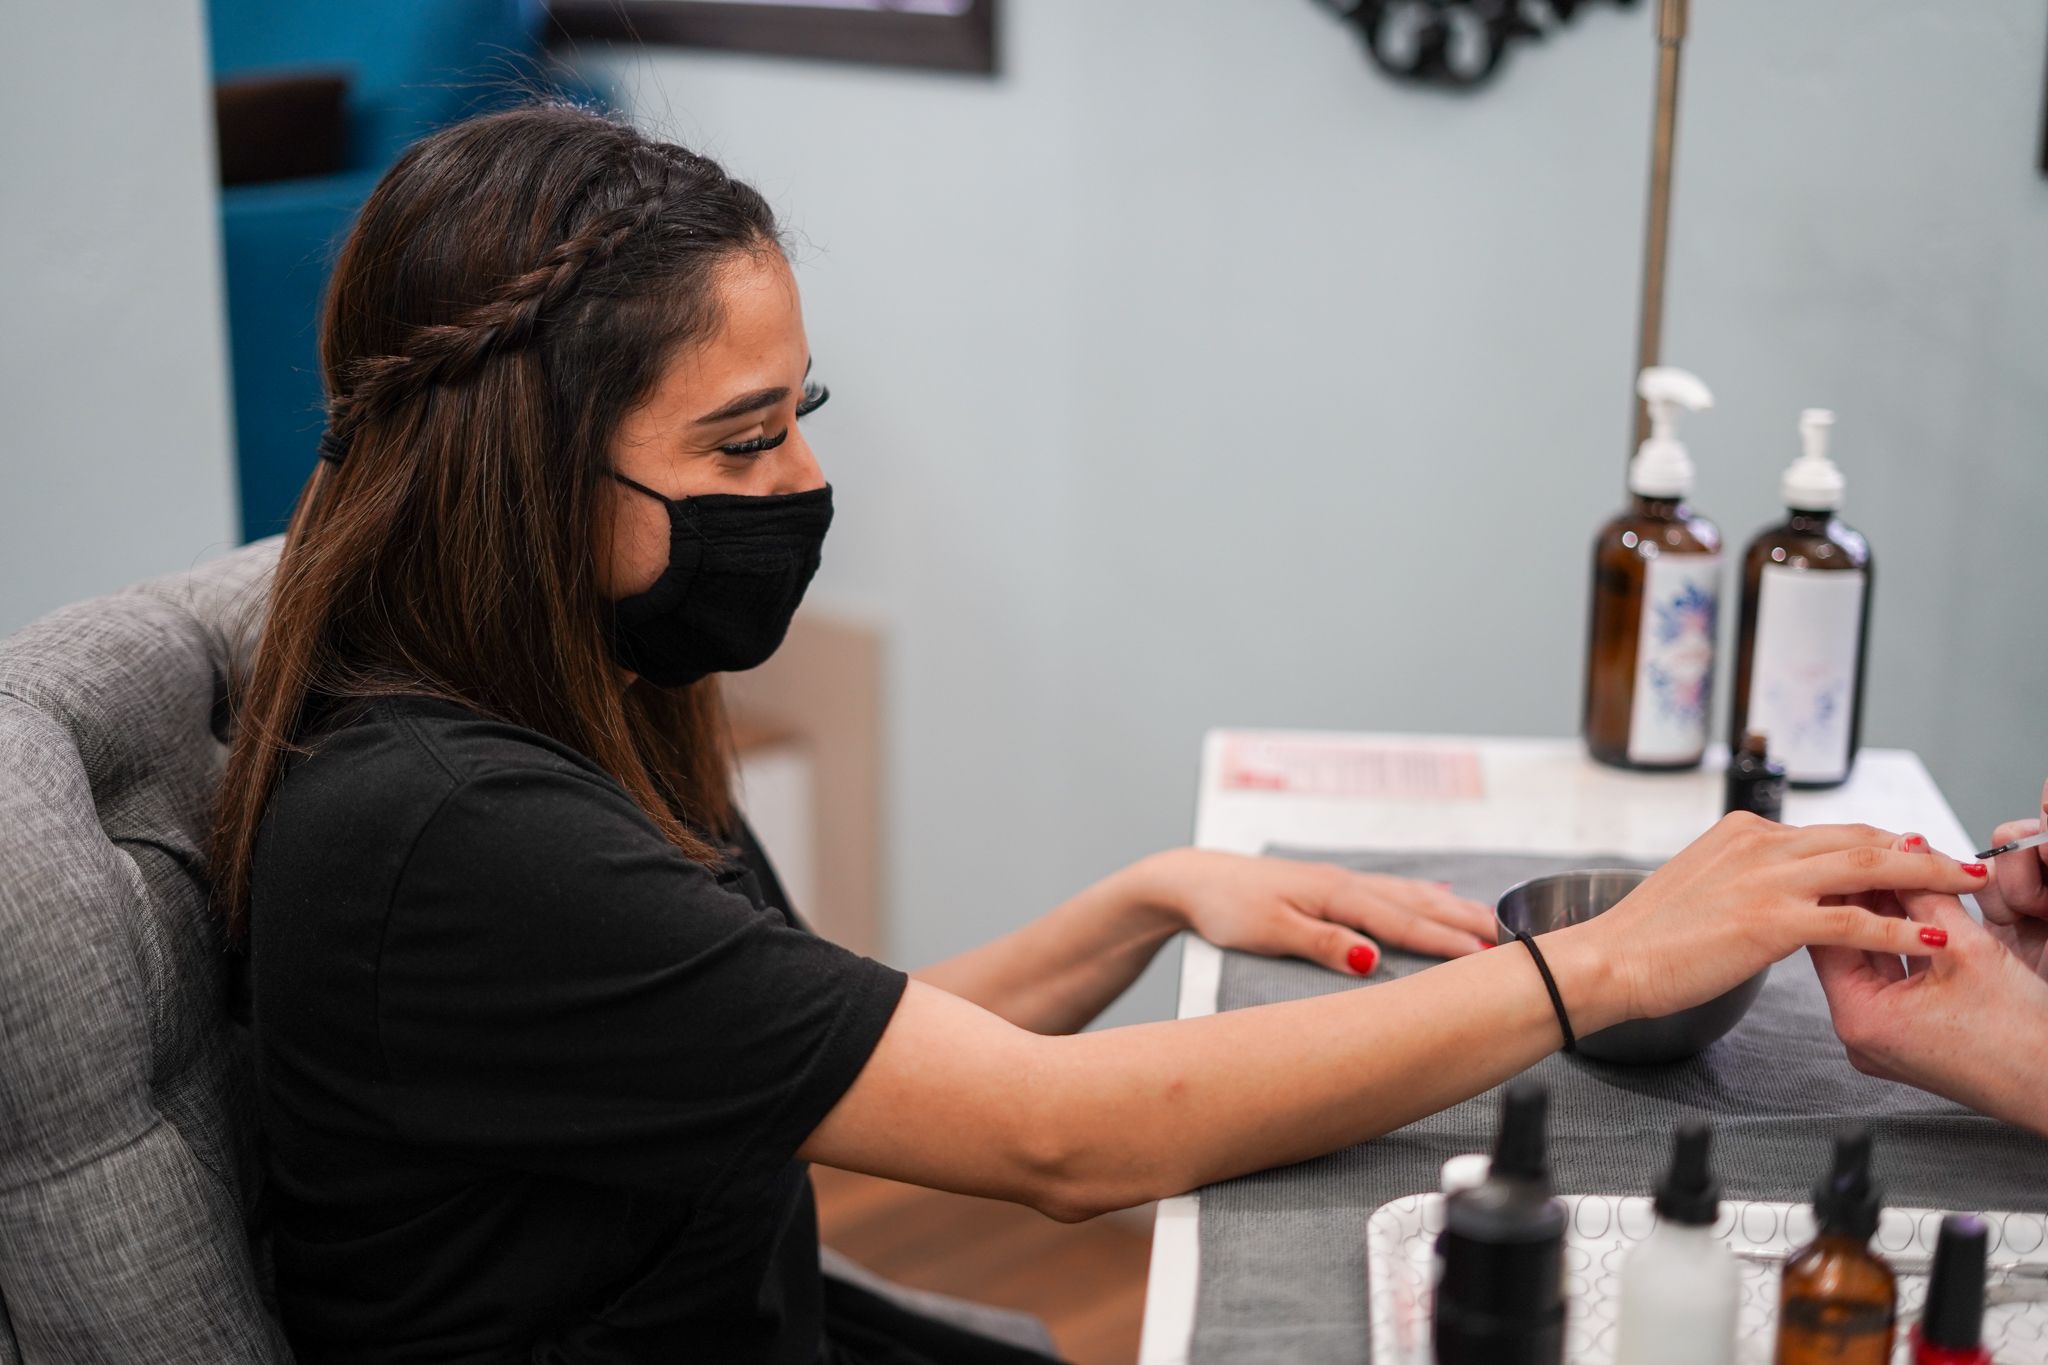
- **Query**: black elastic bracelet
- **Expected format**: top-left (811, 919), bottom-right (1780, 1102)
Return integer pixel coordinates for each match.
top-left (1512, 930), bottom-right (1576, 1053)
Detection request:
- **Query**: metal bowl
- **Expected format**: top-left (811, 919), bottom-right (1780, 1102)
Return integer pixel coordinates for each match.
top-left (1494, 868), bottom-right (1767, 1066)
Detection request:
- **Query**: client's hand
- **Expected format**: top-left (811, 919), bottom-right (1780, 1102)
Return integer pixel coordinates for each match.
top-left (1577, 814), bottom-right (1987, 1024)
top-left (1142, 849), bottom-right (1495, 976)
top-left (1811, 833), bottom-right (2048, 1137)
top-left (1978, 778), bottom-right (2048, 979)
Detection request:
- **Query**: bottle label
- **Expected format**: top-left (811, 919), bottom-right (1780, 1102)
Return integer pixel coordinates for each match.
top-left (1777, 1296), bottom-right (1895, 1338)
top-left (1627, 553), bottom-right (1721, 764)
top-left (1749, 564), bottom-right (1867, 783)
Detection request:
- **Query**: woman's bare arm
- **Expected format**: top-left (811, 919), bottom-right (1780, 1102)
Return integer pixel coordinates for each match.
top-left (804, 818), bottom-right (1987, 1221)
top-left (810, 940), bottom-right (1607, 1221)
top-left (912, 851), bottom-right (1495, 1036)
top-left (910, 862), bottom-right (1181, 1037)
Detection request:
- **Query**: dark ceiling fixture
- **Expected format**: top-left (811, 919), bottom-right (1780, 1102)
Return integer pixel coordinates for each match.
top-left (1314, 0), bottom-right (1637, 89)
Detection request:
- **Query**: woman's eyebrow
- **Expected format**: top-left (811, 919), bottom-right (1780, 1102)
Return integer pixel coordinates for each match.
top-left (693, 387), bottom-right (787, 426)
top-left (692, 357), bottom-right (813, 426)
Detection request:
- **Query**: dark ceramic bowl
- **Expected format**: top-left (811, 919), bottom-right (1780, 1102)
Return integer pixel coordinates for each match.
top-left (1494, 868), bottom-right (1767, 1065)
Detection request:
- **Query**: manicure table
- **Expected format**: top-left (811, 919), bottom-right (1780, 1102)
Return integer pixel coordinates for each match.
top-left (1138, 731), bottom-right (2045, 1365)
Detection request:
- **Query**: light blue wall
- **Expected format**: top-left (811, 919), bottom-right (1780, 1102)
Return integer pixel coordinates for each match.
top-left (578, 0), bottom-right (2048, 1025)
top-left (0, 0), bottom-right (238, 632)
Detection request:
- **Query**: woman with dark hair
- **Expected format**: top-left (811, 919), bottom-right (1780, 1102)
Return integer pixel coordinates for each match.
top-left (215, 101), bottom-right (1988, 1365)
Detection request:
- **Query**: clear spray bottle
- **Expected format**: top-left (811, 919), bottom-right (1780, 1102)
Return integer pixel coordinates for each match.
top-left (1613, 1120), bottom-right (1738, 1365)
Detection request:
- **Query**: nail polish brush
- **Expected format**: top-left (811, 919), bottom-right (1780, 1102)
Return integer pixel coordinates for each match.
top-left (1977, 828), bottom-right (2048, 860)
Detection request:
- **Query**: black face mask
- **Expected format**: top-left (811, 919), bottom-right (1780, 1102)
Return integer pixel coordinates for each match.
top-left (603, 474), bottom-right (833, 688)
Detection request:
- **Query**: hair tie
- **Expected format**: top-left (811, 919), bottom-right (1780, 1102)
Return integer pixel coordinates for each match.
top-left (317, 428), bottom-right (350, 466)
top-left (1513, 929), bottom-right (1577, 1053)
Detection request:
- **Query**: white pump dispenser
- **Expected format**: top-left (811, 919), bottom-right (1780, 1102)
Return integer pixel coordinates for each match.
top-left (1629, 366), bottom-right (1714, 499)
top-left (1731, 405), bottom-right (1872, 787)
top-left (1781, 408), bottom-right (1844, 511)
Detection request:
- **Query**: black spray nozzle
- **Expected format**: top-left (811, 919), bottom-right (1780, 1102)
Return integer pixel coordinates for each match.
top-left (1921, 1213), bottom-right (1989, 1350)
top-left (1491, 1080), bottom-right (1550, 1184)
top-left (1812, 1127), bottom-right (1882, 1241)
top-left (1653, 1120), bottom-right (1720, 1227)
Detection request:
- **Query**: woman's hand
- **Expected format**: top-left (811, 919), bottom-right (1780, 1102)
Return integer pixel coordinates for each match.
top-left (1565, 813), bottom-right (1988, 1024)
top-left (1977, 778), bottom-right (2048, 979)
top-left (1810, 834), bottom-right (2048, 1137)
top-left (1133, 848), bottom-right (1495, 976)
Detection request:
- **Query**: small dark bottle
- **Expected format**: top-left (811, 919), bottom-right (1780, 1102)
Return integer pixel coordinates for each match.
top-left (1774, 1130), bottom-right (1896, 1365)
top-left (1724, 731), bottom-right (1787, 822)
top-left (1729, 409), bottom-right (1873, 789)
top-left (1912, 1214), bottom-right (1992, 1365)
top-left (1434, 1081), bottom-right (1568, 1365)
top-left (1585, 368), bottom-right (1722, 772)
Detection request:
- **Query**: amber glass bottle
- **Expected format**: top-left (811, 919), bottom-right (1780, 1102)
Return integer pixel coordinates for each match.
top-left (1584, 368), bottom-right (1722, 771)
top-left (1584, 495), bottom-right (1722, 769)
top-left (1730, 410), bottom-right (1872, 789)
top-left (1775, 1131), bottom-right (1896, 1365)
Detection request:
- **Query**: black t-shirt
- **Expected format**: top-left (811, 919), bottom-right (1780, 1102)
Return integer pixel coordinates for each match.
top-left (249, 694), bottom-right (1038, 1365)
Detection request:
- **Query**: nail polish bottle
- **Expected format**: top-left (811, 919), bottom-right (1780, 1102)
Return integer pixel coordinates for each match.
top-left (1585, 366), bottom-right (1722, 772)
top-left (1434, 1082), bottom-right (1567, 1365)
top-left (1730, 408), bottom-right (1873, 789)
top-left (1724, 731), bottom-right (1787, 821)
top-left (1613, 1121), bottom-right (1738, 1365)
top-left (1773, 1129), bottom-right (1896, 1365)
top-left (1912, 1214), bottom-right (1992, 1365)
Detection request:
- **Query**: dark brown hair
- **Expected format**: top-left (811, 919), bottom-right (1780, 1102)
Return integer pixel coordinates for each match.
top-left (210, 100), bottom-right (783, 940)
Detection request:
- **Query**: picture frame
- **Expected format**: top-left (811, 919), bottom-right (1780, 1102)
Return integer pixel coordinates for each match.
top-left (546, 0), bottom-right (998, 76)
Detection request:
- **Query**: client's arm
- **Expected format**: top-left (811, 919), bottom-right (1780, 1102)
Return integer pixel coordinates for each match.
top-left (812, 817), bottom-right (1983, 1220)
top-left (911, 850), bottom-right (1494, 1035)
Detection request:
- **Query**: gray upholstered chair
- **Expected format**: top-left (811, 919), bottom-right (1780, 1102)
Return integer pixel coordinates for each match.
top-left (0, 539), bottom-right (288, 1363)
top-left (0, 541), bottom-right (1055, 1363)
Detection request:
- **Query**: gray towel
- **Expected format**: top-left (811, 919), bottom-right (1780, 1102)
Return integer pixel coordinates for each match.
top-left (1189, 848), bottom-right (2048, 1365)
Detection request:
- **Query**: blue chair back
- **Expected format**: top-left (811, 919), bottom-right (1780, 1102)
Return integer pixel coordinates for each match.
top-left (211, 0), bottom-right (550, 541)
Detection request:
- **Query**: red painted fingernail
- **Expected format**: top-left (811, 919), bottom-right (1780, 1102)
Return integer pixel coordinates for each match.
top-left (1962, 863), bottom-right (1989, 878)
top-left (1920, 926), bottom-right (1949, 947)
top-left (1347, 944), bottom-right (1379, 975)
top-left (1903, 835), bottom-right (1926, 850)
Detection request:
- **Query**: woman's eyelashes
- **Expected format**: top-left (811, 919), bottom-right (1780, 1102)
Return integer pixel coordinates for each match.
top-left (716, 382), bottom-right (830, 458)
top-left (718, 428), bottom-right (789, 457)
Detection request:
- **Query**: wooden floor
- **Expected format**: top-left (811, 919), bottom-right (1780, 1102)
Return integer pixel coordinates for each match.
top-left (812, 1166), bottom-right (1153, 1365)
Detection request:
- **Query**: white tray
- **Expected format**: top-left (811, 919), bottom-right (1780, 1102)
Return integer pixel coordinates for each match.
top-left (1366, 1193), bottom-right (2048, 1364)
